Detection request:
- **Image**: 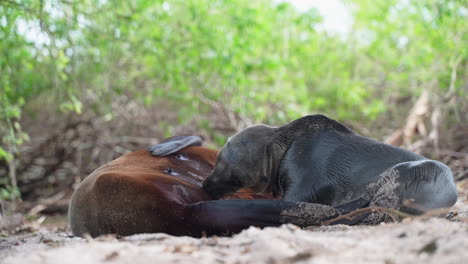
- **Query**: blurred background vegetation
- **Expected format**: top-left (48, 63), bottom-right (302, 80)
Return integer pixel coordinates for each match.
top-left (0, 0), bottom-right (467, 217)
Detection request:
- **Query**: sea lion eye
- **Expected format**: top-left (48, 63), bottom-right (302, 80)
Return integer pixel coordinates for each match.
top-left (175, 153), bottom-right (183, 160)
top-left (164, 168), bottom-right (176, 175)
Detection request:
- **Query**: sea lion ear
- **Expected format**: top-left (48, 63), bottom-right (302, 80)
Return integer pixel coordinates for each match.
top-left (149, 135), bottom-right (203, 156)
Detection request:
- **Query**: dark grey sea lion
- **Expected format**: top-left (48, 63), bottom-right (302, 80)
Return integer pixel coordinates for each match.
top-left (203, 114), bottom-right (458, 216)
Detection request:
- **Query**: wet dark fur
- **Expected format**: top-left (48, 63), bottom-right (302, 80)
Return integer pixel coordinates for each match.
top-left (203, 115), bottom-right (458, 215)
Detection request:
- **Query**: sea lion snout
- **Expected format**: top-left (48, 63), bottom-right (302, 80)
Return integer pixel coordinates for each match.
top-left (202, 173), bottom-right (238, 199)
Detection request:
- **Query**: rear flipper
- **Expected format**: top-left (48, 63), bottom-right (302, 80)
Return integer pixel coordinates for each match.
top-left (395, 160), bottom-right (458, 214)
top-left (363, 160), bottom-right (458, 224)
top-left (183, 199), bottom-right (369, 236)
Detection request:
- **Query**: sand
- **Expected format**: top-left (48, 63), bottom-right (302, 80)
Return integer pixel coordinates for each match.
top-left (1, 181), bottom-right (467, 264)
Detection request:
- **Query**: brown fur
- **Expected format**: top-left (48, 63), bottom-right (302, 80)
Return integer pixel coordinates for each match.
top-left (68, 147), bottom-right (273, 237)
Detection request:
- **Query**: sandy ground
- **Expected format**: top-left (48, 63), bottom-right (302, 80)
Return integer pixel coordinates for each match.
top-left (1, 180), bottom-right (467, 264)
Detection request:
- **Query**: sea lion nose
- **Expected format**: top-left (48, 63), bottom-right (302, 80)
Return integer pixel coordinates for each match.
top-left (203, 174), bottom-right (231, 199)
top-left (202, 180), bottom-right (220, 199)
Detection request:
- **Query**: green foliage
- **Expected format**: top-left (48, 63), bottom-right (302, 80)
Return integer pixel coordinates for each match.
top-left (0, 185), bottom-right (21, 200)
top-left (349, 0), bottom-right (468, 96)
top-left (0, 0), bottom-right (467, 165)
top-left (0, 93), bottom-right (29, 161)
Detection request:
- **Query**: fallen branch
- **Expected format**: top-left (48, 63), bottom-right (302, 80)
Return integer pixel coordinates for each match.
top-left (320, 207), bottom-right (409, 226)
top-left (320, 205), bottom-right (454, 226)
top-left (28, 191), bottom-right (66, 216)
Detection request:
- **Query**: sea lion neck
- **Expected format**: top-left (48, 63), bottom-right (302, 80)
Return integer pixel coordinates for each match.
top-left (265, 130), bottom-right (291, 197)
top-left (277, 114), bottom-right (355, 143)
top-left (270, 114), bottom-right (355, 197)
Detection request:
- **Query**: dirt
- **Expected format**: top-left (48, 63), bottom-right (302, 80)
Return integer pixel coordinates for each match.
top-left (1, 179), bottom-right (467, 264)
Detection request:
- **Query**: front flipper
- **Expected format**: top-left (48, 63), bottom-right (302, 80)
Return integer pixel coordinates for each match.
top-left (334, 196), bottom-right (371, 215)
top-left (322, 196), bottom-right (372, 225)
top-left (183, 199), bottom-right (346, 236)
top-left (149, 135), bottom-right (203, 156)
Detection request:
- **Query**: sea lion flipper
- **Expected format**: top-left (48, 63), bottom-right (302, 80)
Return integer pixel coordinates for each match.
top-left (150, 135), bottom-right (203, 156)
top-left (185, 199), bottom-right (344, 235)
top-left (334, 196), bottom-right (371, 215)
top-left (325, 210), bottom-right (372, 226)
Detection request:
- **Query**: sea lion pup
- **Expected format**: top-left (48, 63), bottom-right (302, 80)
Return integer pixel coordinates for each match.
top-left (203, 114), bottom-right (458, 219)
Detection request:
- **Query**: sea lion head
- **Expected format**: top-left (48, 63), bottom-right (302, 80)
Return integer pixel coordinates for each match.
top-left (203, 124), bottom-right (277, 199)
